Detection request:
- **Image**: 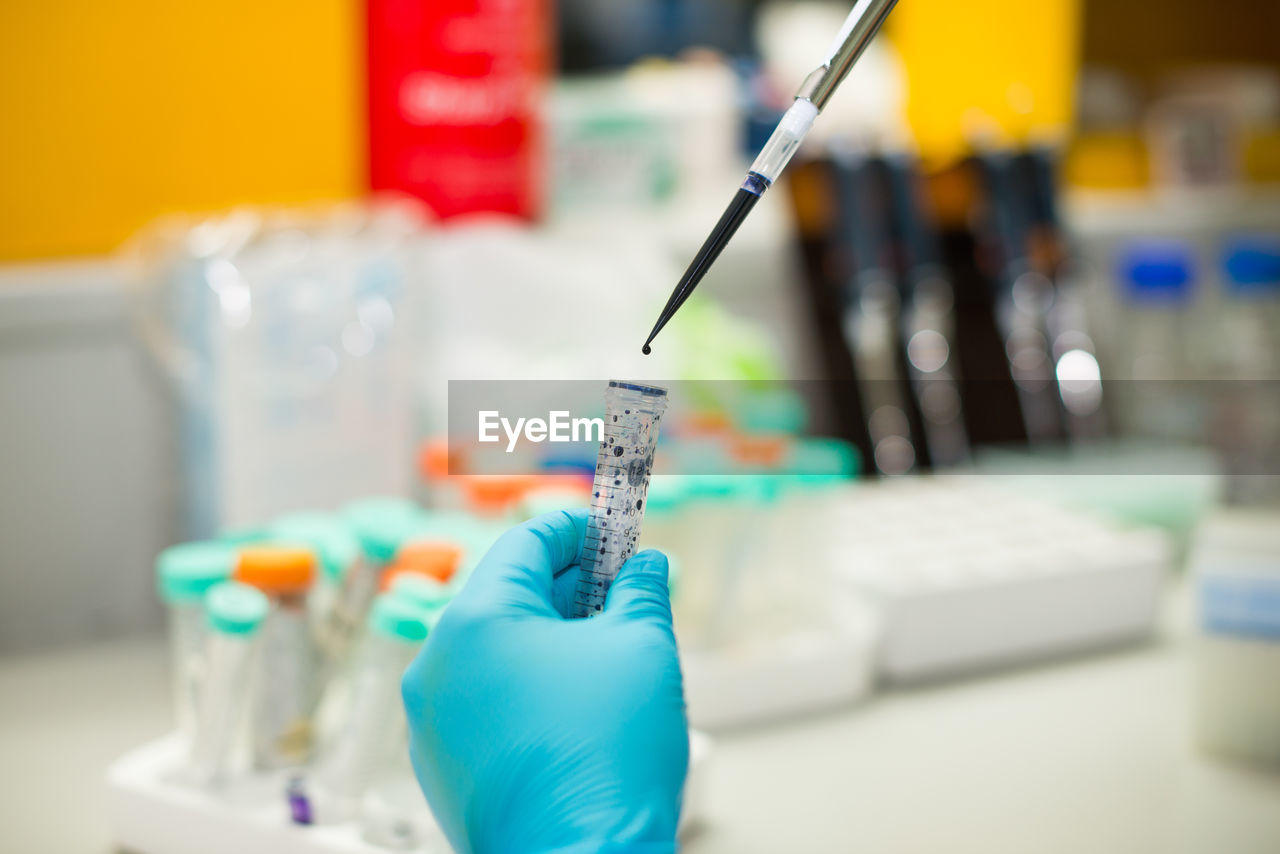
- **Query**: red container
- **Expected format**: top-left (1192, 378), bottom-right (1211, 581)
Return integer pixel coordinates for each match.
top-left (366, 0), bottom-right (551, 220)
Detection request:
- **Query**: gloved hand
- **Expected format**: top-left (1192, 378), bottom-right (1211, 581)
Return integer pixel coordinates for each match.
top-left (402, 508), bottom-right (689, 854)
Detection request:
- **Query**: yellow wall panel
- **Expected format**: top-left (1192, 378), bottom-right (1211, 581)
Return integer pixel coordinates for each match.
top-left (889, 0), bottom-right (1082, 167)
top-left (0, 1), bottom-right (363, 261)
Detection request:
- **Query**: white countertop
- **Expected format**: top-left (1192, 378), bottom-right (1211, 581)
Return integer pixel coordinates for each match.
top-left (2, 582), bottom-right (1277, 854)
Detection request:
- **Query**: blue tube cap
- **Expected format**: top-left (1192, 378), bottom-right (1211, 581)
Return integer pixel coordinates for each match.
top-left (156, 541), bottom-right (236, 604)
top-left (205, 582), bottom-right (269, 636)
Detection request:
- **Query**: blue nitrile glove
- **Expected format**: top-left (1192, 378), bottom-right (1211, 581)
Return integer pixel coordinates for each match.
top-left (402, 509), bottom-right (689, 854)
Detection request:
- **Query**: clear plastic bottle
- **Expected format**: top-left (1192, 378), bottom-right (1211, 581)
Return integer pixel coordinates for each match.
top-left (1219, 236), bottom-right (1280, 376)
top-left (155, 541), bottom-right (235, 746)
top-left (1114, 240), bottom-right (1198, 437)
top-left (183, 581), bottom-right (269, 787)
top-left (234, 545), bottom-right (320, 769)
top-left (307, 594), bottom-right (429, 822)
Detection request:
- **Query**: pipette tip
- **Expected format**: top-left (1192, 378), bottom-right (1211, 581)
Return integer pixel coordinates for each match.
top-left (640, 185), bottom-right (763, 356)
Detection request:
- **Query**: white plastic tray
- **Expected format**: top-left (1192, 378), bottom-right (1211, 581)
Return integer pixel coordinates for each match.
top-left (107, 731), bottom-right (713, 854)
top-left (681, 613), bottom-right (878, 730)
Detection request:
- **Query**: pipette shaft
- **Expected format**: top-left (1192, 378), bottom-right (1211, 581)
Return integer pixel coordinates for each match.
top-left (642, 0), bottom-right (900, 354)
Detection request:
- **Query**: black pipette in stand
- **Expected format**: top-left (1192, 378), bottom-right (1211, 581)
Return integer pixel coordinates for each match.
top-left (641, 0), bottom-right (900, 355)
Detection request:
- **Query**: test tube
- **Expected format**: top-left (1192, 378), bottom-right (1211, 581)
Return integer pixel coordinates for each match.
top-left (312, 548), bottom-right (455, 752)
top-left (361, 726), bottom-right (439, 850)
top-left (155, 541), bottom-right (235, 746)
top-left (183, 581), bottom-right (269, 787)
top-left (306, 594), bottom-right (429, 822)
top-left (234, 545), bottom-right (321, 769)
top-left (271, 511), bottom-right (361, 663)
top-left (336, 498), bottom-right (425, 662)
top-left (573, 381), bottom-right (669, 619)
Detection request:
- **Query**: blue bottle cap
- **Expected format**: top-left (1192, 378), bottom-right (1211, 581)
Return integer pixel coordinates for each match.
top-left (1118, 241), bottom-right (1195, 305)
top-left (1222, 237), bottom-right (1280, 297)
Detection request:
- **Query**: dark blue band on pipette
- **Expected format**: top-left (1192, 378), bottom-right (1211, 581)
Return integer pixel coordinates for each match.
top-left (608, 381), bottom-right (668, 397)
top-left (740, 171), bottom-right (771, 195)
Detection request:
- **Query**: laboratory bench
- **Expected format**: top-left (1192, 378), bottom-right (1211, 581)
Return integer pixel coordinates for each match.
top-left (2, 580), bottom-right (1277, 854)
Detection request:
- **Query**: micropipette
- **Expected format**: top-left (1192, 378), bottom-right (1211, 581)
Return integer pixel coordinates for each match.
top-left (563, 381), bottom-right (668, 618)
top-left (642, 0), bottom-right (901, 354)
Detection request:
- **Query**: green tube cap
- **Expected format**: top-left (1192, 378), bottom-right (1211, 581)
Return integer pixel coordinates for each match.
top-left (734, 387), bottom-right (809, 435)
top-left (369, 593), bottom-right (430, 643)
top-left (156, 541), bottom-right (236, 604)
top-left (272, 511), bottom-right (360, 584)
top-left (784, 437), bottom-right (861, 482)
top-left (342, 498), bottom-right (425, 565)
top-left (205, 581), bottom-right (269, 636)
top-left (392, 572), bottom-right (453, 607)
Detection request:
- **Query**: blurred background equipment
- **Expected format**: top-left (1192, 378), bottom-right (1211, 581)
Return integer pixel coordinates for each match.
top-left (126, 205), bottom-right (422, 540)
top-left (1, 0), bottom-right (1280, 852)
top-left (367, 0), bottom-right (552, 220)
top-left (1191, 512), bottom-right (1280, 765)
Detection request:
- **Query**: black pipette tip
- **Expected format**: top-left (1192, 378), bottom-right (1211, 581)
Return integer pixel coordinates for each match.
top-left (641, 185), bottom-right (763, 353)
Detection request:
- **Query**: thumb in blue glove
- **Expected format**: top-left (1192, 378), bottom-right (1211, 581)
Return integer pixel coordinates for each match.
top-left (402, 508), bottom-right (689, 854)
